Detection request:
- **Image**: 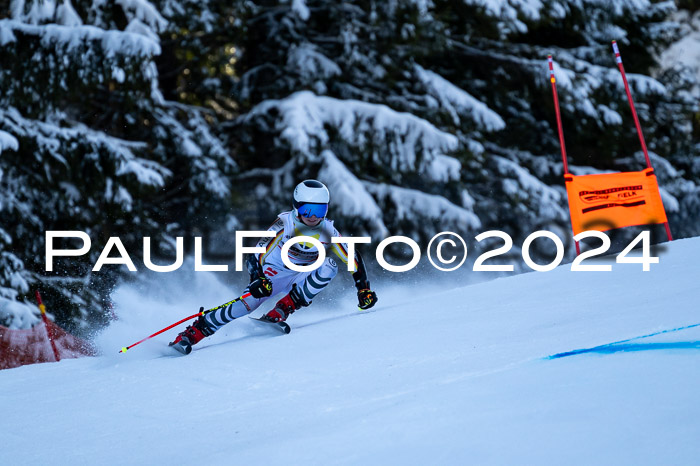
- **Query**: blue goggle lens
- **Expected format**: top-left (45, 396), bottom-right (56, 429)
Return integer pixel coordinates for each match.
top-left (296, 203), bottom-right (328, 218)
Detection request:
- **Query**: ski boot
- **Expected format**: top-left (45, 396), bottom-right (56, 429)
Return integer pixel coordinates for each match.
top-left (169, 315), bottom-right (215, 355)
top-left (261, 284), bottom-right (308, 323)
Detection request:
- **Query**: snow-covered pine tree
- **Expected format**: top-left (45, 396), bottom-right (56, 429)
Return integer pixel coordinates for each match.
top-left (2, 0), bottom-right (698, 332)
top-left (461, 0), bottom-right (700, 246)
top-left (0, 0), bottom-right (237, 331)
top-left (230, 1), bottom-right (486, 248)
top-left (414, 0), bottom-right (690, 251)
top-left (230, 0), bottom-right (700, 261)
top-left (655, 3), bottom-right (700, 238)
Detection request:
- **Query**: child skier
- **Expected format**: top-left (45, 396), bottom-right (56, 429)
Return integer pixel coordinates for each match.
top-left (170, 180), bottom-right (378, 354)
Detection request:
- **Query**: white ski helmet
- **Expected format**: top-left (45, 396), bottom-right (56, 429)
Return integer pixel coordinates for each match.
top-left (293, 180), bottom-right (330, 219)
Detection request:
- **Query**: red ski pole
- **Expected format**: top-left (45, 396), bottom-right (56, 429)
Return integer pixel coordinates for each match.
top-left (119, 292), bottom-right (252, 353)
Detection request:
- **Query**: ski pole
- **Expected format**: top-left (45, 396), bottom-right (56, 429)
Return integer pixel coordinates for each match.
top-left (119, 292), bottom-right (252, 353)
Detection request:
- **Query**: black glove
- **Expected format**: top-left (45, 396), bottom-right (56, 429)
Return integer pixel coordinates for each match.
top-left (249, 276), bottom-right (272, 298)
top-left (357, 289), bottom-right (377, 310)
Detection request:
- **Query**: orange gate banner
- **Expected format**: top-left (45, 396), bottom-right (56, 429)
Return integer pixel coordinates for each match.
top-left (564, 168), bottom-right (668, 236)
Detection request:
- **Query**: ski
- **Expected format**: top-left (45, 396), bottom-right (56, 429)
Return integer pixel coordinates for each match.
top-left (167, 317), bottom-right (290, 355)
top-left (249, 316), bottom-right (292, 334)
top-left (168, 339), bottom-right (193, 355)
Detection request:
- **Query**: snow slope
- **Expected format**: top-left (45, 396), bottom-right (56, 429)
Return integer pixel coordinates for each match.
top-left (3, 237), bottom-right (700, 465)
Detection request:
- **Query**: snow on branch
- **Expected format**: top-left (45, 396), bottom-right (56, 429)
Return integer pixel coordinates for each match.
top-left (154, 104), bottom-right (235, 198)
top-left (548, 55), bottom-right (666, 123)
top-left (463, 0), bottom-right (544, 34)
top-left (425, 154), bottom-right (462, 183)
top-left (116, 0), bottom-right (168, 33)
top-left (56, 0), bottom-right (83, 27)
top-left (415, 64), bottom-right (506, 131)
top-left (606, 0), bottom-right (657, 16)
top-left (0, 19), bottom-right (161, 57)
top-left (0, 296), bottom-right (39, 329)
top-left (625, 73), bottom-right (667, 95)
top-left (491, 155), bottom-right (565, 218)
top-left (364, 182), bottom-right (481, 231)
top-left (287, 43), bottom-right (341, 80)
top-left (466, 0), bottom-right (543, 19)
top-left (0, 130), bottom-right (19, 155)
top-left (0, 246), bottom-right (29, 302)
top-left (318, 150), bottom-right (388, 237)
top-left (291, 0), bottom-right (311, 21)
top-left (1, 108), bottom-right (170, 188)
top-left (242, 91), bottom-right (460, 179)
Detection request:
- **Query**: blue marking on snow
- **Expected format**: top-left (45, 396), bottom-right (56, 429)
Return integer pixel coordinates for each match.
top-left (547, 323), bottom-right (700, 359)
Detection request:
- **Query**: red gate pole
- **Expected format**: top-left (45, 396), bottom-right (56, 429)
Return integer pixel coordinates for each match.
top-left (36, 291), bottom-right (60, 362)
top-left (611, 40), bottom-right (673, 241)
top-left (548, 55), bottom-right (580, 255)
top-left (611, 40), bottom-right (652, 169)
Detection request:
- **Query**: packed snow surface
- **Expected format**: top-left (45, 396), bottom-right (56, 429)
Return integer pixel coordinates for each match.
top-left (3, 237), bottom-right (700, 465)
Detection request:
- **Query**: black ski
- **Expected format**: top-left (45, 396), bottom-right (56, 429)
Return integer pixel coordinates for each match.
top-left (169, 339), bottom-right (193, 355)
top-left (249, 316), bottom-right (291, 334)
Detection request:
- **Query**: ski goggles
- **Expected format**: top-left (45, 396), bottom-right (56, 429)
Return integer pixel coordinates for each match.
top-left (295, 202), bottom-right (328, 218)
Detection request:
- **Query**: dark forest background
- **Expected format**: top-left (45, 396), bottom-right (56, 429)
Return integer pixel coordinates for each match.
top-left (1, 0), bottom-right (698, 332)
